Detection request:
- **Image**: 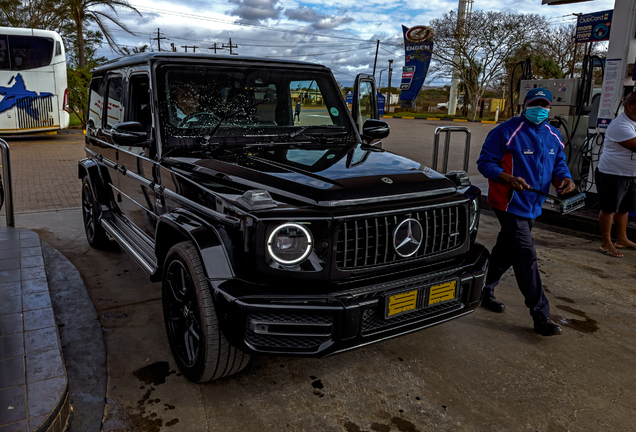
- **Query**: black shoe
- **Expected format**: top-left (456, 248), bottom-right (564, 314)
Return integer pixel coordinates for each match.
top-left (481, 296), bottom-right (505, 313)
top-left (533, 317), bottom-right (562, 336)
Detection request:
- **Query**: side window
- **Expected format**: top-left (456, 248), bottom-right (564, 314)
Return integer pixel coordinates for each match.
top-left (87, 78), bottom-right (103, 130)
top-left (105, 76), bottom-right (124, 129)
top-left (289, 80), bottom-right (335, 126)
top-left (0, 36), bottom-right (8, 70)
top-left (128, 75), bottom-right (152, 135)
top-left (55, 41), bottom-right (62, 57)
top-left (357, 81), bottom-right (374, 133)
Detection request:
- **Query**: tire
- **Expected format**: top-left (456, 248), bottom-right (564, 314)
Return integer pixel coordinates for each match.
top-left (81, 177), bottom-right (110, 249)
top-left (162, 241), bottom-right (250, 382)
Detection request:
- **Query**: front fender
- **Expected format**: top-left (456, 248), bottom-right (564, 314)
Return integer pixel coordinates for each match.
top-left (154, 209), bottom-right (235, 282)
top-left (78, 158), bottom-right (115, 213)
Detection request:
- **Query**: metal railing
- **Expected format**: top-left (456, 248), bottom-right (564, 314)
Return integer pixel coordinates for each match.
top-left (0, 138), bottom-right (14, 227)
top-left (432, 126), bottom-right (471, 173)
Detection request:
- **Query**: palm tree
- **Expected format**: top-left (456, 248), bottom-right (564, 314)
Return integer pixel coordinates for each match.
top-left (59, 0), bottom-right (142, 68)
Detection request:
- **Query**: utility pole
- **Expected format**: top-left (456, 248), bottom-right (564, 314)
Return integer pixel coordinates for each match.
top-left (448, 0), bottom-right (469, 115)
top-left (372, 40), bottom-right (380, 78)
top-left (223, 38), bottom-right (238, 55)
top-left (181, 45), bottom-right (198, 52)
top-left (153, 28), bottom-right (167, 52)
top-left (208, 42), bottom-right (222, 53)
top-left (387, 59), bottom-right (393, 113)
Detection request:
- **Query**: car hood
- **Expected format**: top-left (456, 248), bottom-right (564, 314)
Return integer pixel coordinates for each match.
top-left (168, 145), bottom-right (457, 208)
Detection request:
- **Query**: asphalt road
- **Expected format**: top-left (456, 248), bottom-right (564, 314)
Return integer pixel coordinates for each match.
top-left (4, 121), bottom-right (636, 432)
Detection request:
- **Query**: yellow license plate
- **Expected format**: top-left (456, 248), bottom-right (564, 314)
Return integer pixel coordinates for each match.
top-left (386, 290), bottom-right (418, 317)
top-left (428, 281), bottom-right (457, 305)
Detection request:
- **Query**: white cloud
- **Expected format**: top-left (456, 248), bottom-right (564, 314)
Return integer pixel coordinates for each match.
top-left (91, 0), bottom-right (614, 84)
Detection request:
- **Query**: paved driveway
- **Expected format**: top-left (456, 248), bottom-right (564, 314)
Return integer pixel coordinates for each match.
top-left (4, 123), bottom-right (636, 431)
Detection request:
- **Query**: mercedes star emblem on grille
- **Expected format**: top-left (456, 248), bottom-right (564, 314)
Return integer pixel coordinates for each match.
top-left (381, 177), bottom-right (393, 184)
top-left (393, 218), bottom-right (424, 257)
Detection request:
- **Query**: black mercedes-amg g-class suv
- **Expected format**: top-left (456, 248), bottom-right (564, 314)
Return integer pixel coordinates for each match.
top-left (80, 53), bottom-right (489, 382)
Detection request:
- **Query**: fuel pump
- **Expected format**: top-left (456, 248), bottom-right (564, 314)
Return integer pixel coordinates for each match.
top-left (542, 0), bottom-right (636, 208)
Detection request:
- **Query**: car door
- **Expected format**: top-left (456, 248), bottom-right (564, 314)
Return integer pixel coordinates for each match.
top-left (85, 75), bottom-right (121, 209)
top-left (351, 74), bottom-right (379, 134)
top-left (116, 73), bottom-right (158, 238)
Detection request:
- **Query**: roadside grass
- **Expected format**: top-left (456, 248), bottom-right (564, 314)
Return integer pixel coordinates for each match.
top-left (69, 113), bottom-right (83, 128)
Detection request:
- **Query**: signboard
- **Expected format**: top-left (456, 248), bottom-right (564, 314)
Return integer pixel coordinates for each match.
top-left (597, 59), bottom-right (621, 128)
top-left (346, 91), bottom-right (353, 104)
top-left (576, 10), bottom-right (613, 44)
top-left (378, 92), bottom-right (386, 115)
top-left (399, 25), bottom-right (434, 108)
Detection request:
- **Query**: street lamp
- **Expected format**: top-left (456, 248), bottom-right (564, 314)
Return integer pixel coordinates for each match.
top-left (378, 69), bottom-right (387, 92)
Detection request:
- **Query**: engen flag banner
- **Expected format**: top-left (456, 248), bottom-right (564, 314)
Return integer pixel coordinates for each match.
top-left (399, 25), bottom-right (434, 108)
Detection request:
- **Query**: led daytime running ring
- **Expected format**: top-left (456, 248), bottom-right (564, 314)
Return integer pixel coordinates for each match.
top-left (267, 223), bottom-right (313, 265)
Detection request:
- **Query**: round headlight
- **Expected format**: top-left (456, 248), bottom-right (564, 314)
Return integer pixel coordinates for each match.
top-left (469, 198), bottom-right (480, 232)
top-left (267, 223), bottom-right (313, 265)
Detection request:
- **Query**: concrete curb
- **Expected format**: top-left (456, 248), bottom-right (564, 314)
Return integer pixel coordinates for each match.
top-left (382, 115), bottom-right (502, 123)
top-left (42, 242), bottom-right (107, 432)
top-left (56, 130), bottom-right (85, 135)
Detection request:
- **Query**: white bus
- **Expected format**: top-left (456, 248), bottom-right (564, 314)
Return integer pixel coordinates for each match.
top-left (0, 27), bottom-right (69, 134)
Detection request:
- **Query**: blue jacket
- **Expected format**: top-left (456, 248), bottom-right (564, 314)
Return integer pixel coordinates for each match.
top-left (477, 114), bottom-right (572, 219)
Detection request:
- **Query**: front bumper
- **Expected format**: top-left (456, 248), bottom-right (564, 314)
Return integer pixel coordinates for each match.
top-left (213, 242), bottom-right (489, 358)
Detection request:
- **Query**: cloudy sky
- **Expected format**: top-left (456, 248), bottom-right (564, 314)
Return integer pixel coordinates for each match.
top-left (98, 0), bottom-right (616, 85)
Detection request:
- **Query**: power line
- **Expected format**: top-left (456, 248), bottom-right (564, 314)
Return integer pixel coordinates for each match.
top-left (153, 28), bottom-right (167, 52)
top-left (133, 6), bottom-right (373, 43)
top-left (264, 47), bottom-right (363, 58)
top-left (222, 38), bottom-right (238, 55)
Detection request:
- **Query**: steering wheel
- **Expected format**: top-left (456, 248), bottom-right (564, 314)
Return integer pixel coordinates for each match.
top-left (180, 111), bottom-right (220, 127)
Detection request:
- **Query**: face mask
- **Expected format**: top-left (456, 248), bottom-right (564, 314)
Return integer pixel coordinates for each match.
top-left (525, 106), bottom-right (550, 124)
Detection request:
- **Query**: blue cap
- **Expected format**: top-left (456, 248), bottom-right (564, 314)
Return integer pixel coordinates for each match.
top-left (525, 87), bottom-right (552, 104)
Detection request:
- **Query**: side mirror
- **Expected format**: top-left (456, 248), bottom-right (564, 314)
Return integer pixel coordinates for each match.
top-left (112, 122), bottom-right (150, 147)
top-left (445, 170), bottom-right (471, 187)
top-left (361, 119), bottom-right (390, 141)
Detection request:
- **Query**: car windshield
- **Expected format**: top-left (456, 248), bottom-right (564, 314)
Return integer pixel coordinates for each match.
top-left (158, 64), bottom-right (353, 147)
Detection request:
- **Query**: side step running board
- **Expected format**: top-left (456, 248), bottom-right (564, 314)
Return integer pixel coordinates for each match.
top-left (101, 215), bottom-right (157, 275)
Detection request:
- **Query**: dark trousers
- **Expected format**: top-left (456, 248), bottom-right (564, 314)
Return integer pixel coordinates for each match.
top-left (484, 208), bottom-right (550, 319)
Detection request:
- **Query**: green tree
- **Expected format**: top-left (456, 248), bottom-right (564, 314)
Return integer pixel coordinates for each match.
top-left (57, 0), bottom-right (142, 68)
top-left (121, 44), bottom-right (151, 56)
top-left (430, 10), bottom-right (550, 121)
top-left (0, 0), bottom-right (63, 29)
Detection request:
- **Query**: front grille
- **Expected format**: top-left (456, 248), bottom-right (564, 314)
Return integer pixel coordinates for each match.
top-left (245, 312), bottom-right (333, 352)
top-left (361, 284), bottom-right (465, 335)
top-left (336, 204), bottom-right (465, 270)
top-left (16, 96), bottom-right (56, 130)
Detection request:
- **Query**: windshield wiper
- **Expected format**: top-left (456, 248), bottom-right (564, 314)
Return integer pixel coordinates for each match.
top-left (287, 125), bottom-right (347, 140)
top-left (201, 98), bottom-right (270, 144)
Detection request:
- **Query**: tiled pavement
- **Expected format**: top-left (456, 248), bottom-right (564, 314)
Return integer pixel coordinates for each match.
top-left (1, 134), bottom-right (85, 214)
top-left (0, 228), bottom-right (70, 432)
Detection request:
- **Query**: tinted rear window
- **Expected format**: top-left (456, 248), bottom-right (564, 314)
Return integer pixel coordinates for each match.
top-left (0, 35), bottom-right (55, 70)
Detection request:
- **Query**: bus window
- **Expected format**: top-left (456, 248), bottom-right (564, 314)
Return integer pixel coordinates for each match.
top-left (8, 36), bottom-right (53, 70)
top-left (55, 41), bottom-right (62, 57)
top-left (105, 77), bottom-right (124, 130)
top-left (0, 36), bottom-right (8, 70)
top-left (87, 78), bottom-right (103, 130)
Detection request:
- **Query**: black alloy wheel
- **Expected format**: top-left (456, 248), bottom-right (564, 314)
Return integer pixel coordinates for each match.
top-left (81, 177), bottom-right (109, 249)
top-left (164, 258), bottom-right (202, 367)
top-left (162, 241), bottom-right (250, 382)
